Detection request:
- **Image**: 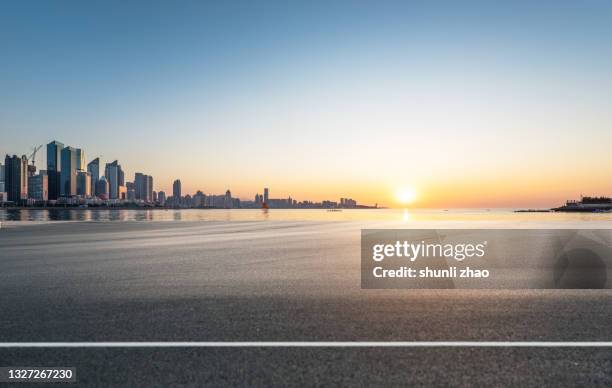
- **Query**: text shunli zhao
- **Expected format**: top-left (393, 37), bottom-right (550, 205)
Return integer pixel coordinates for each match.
top-left (371, 241), bottom-right (490, 278)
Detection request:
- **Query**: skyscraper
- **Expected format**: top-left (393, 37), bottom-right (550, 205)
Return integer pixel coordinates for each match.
top-left (118, 167), bottom-right (125, 187)
top-left (4, 154), bottom-right (28, 202)
top-left (135, 173), bottom-right (144, 200)
top-left (158, 191), bottom-right (166, 205)
top-left (144, 176), bottom-right (150, 202)
top-left (46, 140), bottom-right (63, 200)
top-left (96, 176), bottom-right (109, 199)
top-left (28, 170), bottom-right (48, 201)
top-left (75, 148), bottom-right (85, 171)
top-left (173, 179), bottom-right (181, 199)
top-left (0, 162), bottom-right (5, 193)
top-left (60, 146), bottom-right (78, 197)
top-left (87, 158), bottom-right (100, 196)
top-left (104, 160), bottom-right (123, 200)
top-left (126, 181), bottom-right (135, 201)
top-left (224, 189), bottom-right (233, 209)
top-left (76, 170), bottom-right (91, 197)
top-left (135, 173), bottom-right (154, 202)
top-left (147, 175), bottom-right (153, 203)
top-left (263, 187), bottom-right (269, 204)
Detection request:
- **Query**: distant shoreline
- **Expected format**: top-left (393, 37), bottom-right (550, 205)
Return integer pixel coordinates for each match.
top-left (0, 206), bottom-right (384, 210)
top-left (514, 209), bottom-right (552, 213)
top-left (1, 206), bottom-right (609, 213)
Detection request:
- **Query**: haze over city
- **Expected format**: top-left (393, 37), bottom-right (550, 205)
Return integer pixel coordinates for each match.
top-left (2, 1), bottom-right (612, 207)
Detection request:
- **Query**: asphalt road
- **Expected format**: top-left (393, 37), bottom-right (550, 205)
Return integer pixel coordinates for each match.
top-left (0, 221), bottom-right (611, 386)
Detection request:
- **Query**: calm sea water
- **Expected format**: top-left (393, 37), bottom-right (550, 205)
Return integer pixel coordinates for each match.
top-left (1, 208), bottom-right (612, 222)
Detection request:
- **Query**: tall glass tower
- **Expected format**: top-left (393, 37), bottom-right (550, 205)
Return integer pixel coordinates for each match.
top-left (104, 160), bottom-right (123, 199)
top-left (60, 146), bottom-right (78, 197)
top-left (87, 158), bottom-right (100, 196)
top-left (46, 140), bottom-right (63, 200)
top-left (173, 179), bottom-right (181, 199)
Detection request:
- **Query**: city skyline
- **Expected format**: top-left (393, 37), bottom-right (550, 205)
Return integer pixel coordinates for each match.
top-left (2, 2), bottom-right (612, 207)
top-left (2, 138), bottom-right (370, 209)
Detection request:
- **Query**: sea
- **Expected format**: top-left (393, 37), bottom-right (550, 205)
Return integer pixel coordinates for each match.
top-left (2, 207), bottom-right (612, 223)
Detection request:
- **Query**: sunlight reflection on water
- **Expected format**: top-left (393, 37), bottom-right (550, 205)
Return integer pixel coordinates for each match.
top-left (1, 208), bottom-right (612, 223)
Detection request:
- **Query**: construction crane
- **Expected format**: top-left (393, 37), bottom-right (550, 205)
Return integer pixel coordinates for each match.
top-left (27, 145), bottom-right (42, 166)
top-left (26, 144), bottom-right (42, 176)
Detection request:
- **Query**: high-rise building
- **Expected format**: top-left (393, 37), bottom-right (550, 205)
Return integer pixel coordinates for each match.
top-left (126, 182), bottom-right (135, 201)
top-left (134, 173), bottom-right (144, 200)
top-left (0, 162), bottom-right (5, 193)
top-left (4, 154), bottom-right (28, 202)
top-left (193, 190), bottom-right (206, 207)
top-left (224, 190), bottom-right (233, 209)
top-left (76, 170), bottom-right (91, 197)
top-left (27, 163), bottom-right (36, 177)
top-left (96, 176), bottom-right (109, 199)
top-left (87, 158), bottom-right (100, 197)
top-left (158, 191), bottom-right (166, 205)
top-left (60, 146), bottom-right (78, 197)
top-left (263, 187), bottom-right (269, 204)
top-left (118, 168), bottom-right (125, 187)
top-left (134, 173), bottom-right (154, 202)
top-left (104, 160), bottom-right (123, 200)
top-left (28, 170), bottom-right (48, 201)
top-left (75, 148), bottom-right (85, 171)
top-left (46, 140), bottom-right (63, 200)
top-left (147, 175), bottom-right (153, 203)
top-left (340, 198), bottom-right (357, 208)
top-left (173, 179), bottom-right (181, 199)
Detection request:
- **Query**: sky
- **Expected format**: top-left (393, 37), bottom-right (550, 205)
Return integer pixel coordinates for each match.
top-left (1, 0), bottom-right (612, 207)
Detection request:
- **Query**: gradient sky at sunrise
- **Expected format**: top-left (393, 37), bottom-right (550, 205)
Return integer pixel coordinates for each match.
top-left (1, 1), bottom-right (612, 207)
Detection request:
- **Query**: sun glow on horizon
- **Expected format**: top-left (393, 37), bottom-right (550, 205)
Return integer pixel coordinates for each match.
top-left (396, 187), bottom-right (417, 206)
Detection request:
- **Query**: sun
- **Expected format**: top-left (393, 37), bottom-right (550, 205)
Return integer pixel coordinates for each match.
top-left (396, 188), bottom-right (417, 205)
